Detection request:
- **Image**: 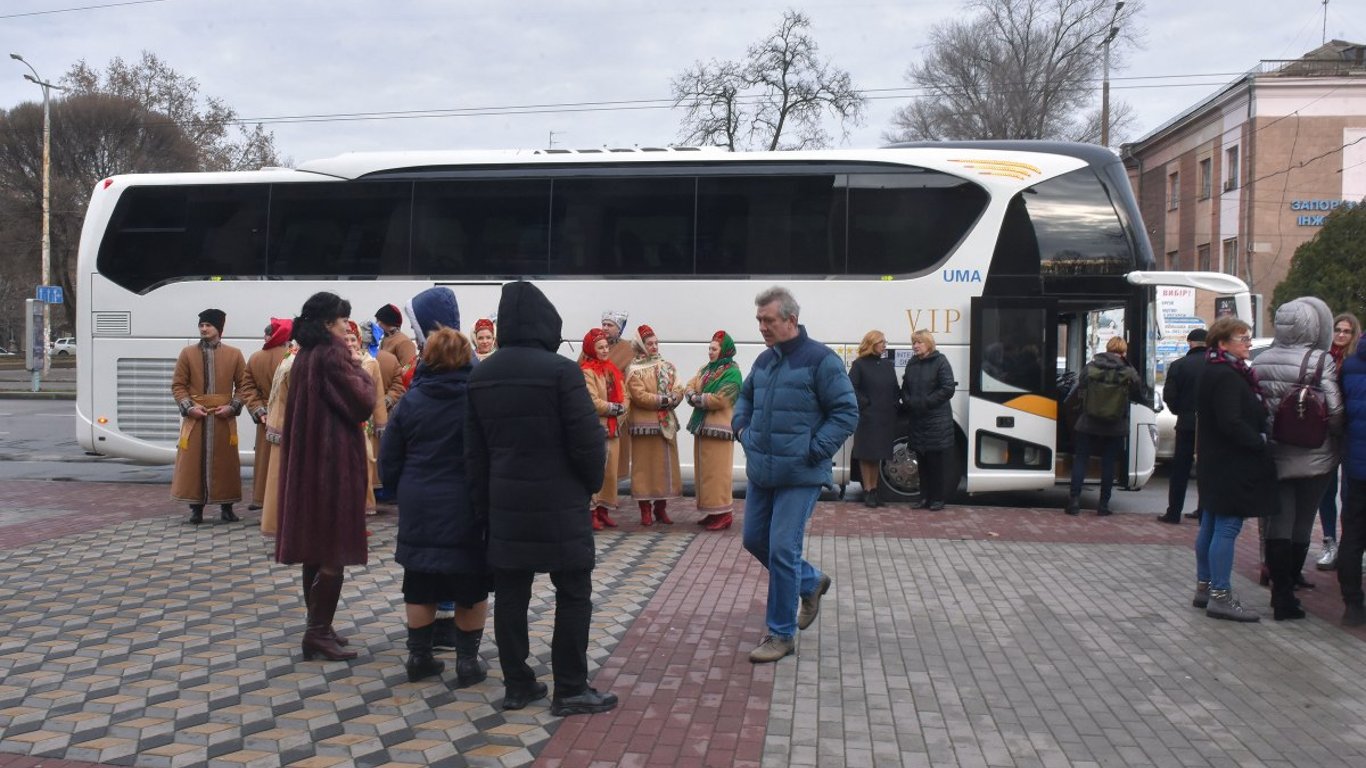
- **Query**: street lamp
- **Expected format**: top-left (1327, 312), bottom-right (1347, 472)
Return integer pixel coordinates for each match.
top-left (10, 52), bottom-right (65, 387)
top-left (1097, 2), bottom-right (1124, 148)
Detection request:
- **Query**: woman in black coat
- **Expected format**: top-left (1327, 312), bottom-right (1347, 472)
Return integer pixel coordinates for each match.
top-left (1193, 316), bottom-right (1274, 623)
top-left (849, 330), bottom-right (901, 507)
top-left (902, 330), bottom-right (957, 510)
top-left (380, 328), bottom-right (489, 685)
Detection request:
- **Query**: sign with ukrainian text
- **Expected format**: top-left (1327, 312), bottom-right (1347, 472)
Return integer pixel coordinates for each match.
top-left (1289, 199), bottom-right (1360, 226)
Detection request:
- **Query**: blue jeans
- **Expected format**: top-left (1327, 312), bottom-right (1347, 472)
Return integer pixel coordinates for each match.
top-left (1195, 512), bottom-right (1245, 591)
top-left (743, 483), bottom-right (823, 639)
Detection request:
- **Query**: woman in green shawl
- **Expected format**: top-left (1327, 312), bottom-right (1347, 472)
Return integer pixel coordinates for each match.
top-left (685, 331), bottom-right (744, 531)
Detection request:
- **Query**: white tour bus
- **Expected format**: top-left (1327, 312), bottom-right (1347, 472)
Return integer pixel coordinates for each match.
top-left (75, 141), bottom-right (1251, 501)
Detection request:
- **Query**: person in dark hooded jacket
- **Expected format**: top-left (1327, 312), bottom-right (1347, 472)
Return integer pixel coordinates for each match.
top-left (381, 294), bottom-right (489, 687)
top-left (464, 281), bottom-right (616, 717)
top-left (1065, 336), bottom-right (1144, 516)
top-left (1336, 330), bottom-right (1366, 626)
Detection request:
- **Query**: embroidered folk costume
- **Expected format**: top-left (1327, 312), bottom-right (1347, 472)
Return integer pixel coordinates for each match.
top-left (626, 324), bottom-right (685, 525)
top-left (685, 331), bottom-right (743, 529)
top-left (581, 327), bottom-right (627, 529)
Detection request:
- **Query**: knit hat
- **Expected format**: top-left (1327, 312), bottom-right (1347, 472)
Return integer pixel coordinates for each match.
top-left (375, 303), bottom-right (403, 327)
top-left (198, 308), bottom-right (226, 334)
top-left (404, 287), bottom-right (460, 349)
top-left (602, 310), bottom-right (628, 334)
top-left (473, 318), bottom-right (495, 336)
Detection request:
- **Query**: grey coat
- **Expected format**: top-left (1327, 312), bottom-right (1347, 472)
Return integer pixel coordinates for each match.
top-left (1251, 296), bottom-right (1344, 480)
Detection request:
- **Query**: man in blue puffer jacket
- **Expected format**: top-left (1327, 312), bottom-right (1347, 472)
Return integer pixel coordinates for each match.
top-left (734, 286), bottom-right (858, 663)
top-left (1337, 334), bottom-right (1366, 626)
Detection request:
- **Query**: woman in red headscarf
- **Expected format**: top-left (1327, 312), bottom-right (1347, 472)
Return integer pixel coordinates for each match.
top-left (626, 324), bottom-right (684, 526)
top-left (581, 327), bottom-right (626, 530)
top-left (473, 318), bottom-right (497, 359)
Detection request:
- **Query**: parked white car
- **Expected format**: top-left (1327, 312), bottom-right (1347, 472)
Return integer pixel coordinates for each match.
top-left (49, 337), bottom-right (76, 356)
top-left (1156, 337), bottom-right (1271, 461)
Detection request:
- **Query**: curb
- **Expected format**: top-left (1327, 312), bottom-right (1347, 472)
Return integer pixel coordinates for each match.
top-left (0, 391), bottom-right (76, 401)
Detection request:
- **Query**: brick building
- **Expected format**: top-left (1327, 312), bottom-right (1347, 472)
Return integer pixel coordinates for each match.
top-left (1121, 41), bottom-right (1366, 331)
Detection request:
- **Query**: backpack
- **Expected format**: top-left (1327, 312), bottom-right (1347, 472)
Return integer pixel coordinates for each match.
top-left (1082, 364), bottom-right (1130, 422)
top-left (1273, 350), bottom-right (1329, 449)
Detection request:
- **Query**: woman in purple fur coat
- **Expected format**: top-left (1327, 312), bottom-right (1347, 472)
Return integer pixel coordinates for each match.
top-left (276, 291), bottom-right (379, 662)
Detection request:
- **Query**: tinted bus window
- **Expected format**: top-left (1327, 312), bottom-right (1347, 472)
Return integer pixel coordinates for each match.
top-left (845, 173), bottom-right (989, 275)
top-left (413, 180), bottom-right (550, 277)
top-left (97, 185), bottom-right (268, 293)
top-left (550, 177), bottom-right (694, 276)
top-left (1026, 168), bottom-right (1131, 276)
top-left (696, 176), bottom-right (844, 275)
top-left (268, 182), bottom-right (411, 278)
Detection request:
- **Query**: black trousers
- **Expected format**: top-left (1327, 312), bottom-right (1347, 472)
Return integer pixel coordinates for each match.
top-left (493, 568), bottom-right (593, 699)
top-left (919, 448), bottom-right (949, 503)
top-left (1166, 428), bottom-right (1200, 516)
top-left (1338, 478), bottom-right (1366, 605)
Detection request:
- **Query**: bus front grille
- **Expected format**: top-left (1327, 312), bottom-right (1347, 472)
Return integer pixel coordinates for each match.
top-left (117, 358), bottom-right (180, 442)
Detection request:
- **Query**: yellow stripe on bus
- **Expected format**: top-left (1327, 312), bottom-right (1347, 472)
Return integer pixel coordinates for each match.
top-left (1002, 394), bottom-right (1057, 420)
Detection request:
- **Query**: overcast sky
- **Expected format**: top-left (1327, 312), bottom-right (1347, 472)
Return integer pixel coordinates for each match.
top-left (0, 0), bottom-right (1363, 164)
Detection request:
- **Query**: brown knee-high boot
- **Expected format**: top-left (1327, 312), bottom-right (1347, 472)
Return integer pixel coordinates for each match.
top-left (302, 564), bottom-right (348, 646)
top-left (302, 569), bottom-right (358, 661)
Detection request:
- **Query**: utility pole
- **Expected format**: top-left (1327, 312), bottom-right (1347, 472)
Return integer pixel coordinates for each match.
top-left (1323, 0), bottom-right (1329, 45)
top-left (1098, 2), bottom-right (1124, 148)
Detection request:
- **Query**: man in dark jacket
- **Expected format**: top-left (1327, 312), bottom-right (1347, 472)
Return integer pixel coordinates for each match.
top-left (1064, 337), bottom-right (1144, 516)
top-left (734, 287), bottom-right (859, 663)
top-left (465, 281), bottom-right (615, 716)
top-left (1159, 328), bottom-right (1208, 524)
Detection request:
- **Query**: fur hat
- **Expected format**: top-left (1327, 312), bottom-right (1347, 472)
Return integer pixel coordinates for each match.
top-left (198, 308), bottom-right (226, 334)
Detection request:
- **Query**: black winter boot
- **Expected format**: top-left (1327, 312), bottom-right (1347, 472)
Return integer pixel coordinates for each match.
top-left (404, 623), bottom-right (446, 683)
top-left (220, 504), bottom-right (240, 522)
top-left (1292, 542), bottom-right (1315, 590)
top-left (1267, 539), bottom-right (1305, 621)
top-left (188, 505), bottom-right (204, 524)
top-left (453, 627), bottom-right (488, 688)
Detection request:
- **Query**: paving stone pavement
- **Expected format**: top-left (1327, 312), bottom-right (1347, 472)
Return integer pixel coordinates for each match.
top-left (5, 481), bottom-right (1366, 768)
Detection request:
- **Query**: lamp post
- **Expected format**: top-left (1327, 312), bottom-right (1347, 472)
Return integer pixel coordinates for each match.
top-left (10, 53), bottom-right (64, 386)
top-left (1097, 2), bottom-right (1124, 148)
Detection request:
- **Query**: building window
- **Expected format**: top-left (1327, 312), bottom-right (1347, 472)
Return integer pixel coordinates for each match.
top-left (1168, 171), bottom-right (1179, 210)
top-left (1224, 146), bottom-right (1239, 191)
top-left (1199, 158), bottom-right (1212, 200)
top-left (1166, 250), bottom-right (1178, 270)
top-left (1197, 243), bottom-right (1211, 272)
top-left (1222, 238), bottom-right (1239, 276)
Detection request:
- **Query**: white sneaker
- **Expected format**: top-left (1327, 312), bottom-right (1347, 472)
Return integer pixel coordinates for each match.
top-left (1317, 538), bottom-right (1338, 570)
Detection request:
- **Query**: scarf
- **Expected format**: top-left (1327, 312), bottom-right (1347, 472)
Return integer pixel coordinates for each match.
top-left (580, 328), bottom-right (624, 437)
top-left (1207, 346), bottom-right (1263, 403)
top-left (687, 331), bottom-right (742, 434)
top-left (631, 332), bottom-right (679, 440)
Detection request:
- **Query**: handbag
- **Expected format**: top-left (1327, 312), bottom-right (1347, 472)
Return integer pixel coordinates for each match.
top-left (1272, 350), bottom-right (1328, 449)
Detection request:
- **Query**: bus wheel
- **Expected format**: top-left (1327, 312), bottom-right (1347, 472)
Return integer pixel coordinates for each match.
top-left (877, 439), bottom-right (922, 504)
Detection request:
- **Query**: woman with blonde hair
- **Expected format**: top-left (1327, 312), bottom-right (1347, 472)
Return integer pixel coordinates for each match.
top-left (1315, 311), bottom-right (1362, 569)
top-left (626, 324), bottom-right (684, 526)
top-left (849, 330), bottom-right (900, 507)
top-left (1065, 335), bottom-right (1143, 516)
top-left (901, 330), bottom-right (958, 510)
top-left (345, 321), bottom-right (389, 513)
top-left (581, 327), bottom-right (626, 530)
top-left (380, 327), bottom-right (489, 684)
top-left (684, 330), bottom-right (743, 529)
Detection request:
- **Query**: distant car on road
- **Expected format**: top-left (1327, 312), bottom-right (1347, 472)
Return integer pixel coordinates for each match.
top-left (49, 337), bottom-right (76, 356)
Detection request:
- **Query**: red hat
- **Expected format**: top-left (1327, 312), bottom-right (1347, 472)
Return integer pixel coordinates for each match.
top-left (583, 327), bottom-right (608, 350)
top-left (474, 318), bottom-right (495, 335)
top-left (263, 317), bottom-right (292, 350)
top-left (637, 324), bottom-right (656, 340)
top-left (345, 320), bottom-right (361, 338)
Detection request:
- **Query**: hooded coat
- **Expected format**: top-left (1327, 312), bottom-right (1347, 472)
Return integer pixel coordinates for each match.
top-left (1341, 339), bottom-right (1366, 482)
top-left (1067, 352), bottom-right (1144, 438)
top-left (274, 335), bottom-right (378, 566)
top-left (381, 364), bottom-right (484, 575)
top-left (465, 282), bottom-right (606, 573)
top-left (1251, 296), bottom-right (1344, 480)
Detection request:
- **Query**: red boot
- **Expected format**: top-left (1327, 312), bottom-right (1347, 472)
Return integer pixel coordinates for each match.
top-left (696, 514), bottom-right (719, 527)
top-left (653, 500), bottom-right (673, 525)
top-left (591, 507), bottom-right (604, 531)
top-left (598, 506), bottom-right (618, 528)
top-left (639, 500), bottom-right (654, 527)
top-left (704, 512), bottom-right (733, 531)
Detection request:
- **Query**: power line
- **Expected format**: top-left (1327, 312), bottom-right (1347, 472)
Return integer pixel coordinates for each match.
top-left (0, 0), bottom-right (174, 20)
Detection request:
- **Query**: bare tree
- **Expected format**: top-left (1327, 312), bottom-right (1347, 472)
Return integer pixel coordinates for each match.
top-left (63, 51), bottom-right (282, 171)
top-left (672, 10), bottom-right (867, 151)
top-left (886, 0), bottom-right (1143, 144)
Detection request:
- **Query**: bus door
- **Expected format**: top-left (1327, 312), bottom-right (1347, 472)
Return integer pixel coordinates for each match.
top-left (966, 297), bottom-right (1059, 493)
